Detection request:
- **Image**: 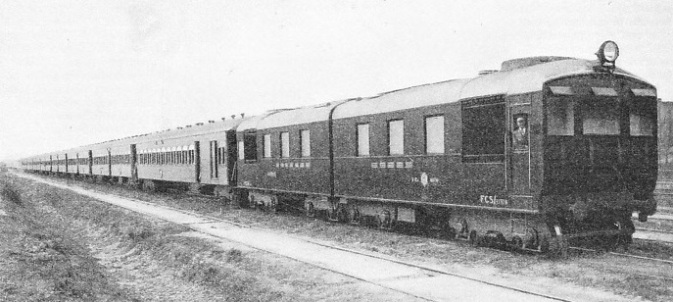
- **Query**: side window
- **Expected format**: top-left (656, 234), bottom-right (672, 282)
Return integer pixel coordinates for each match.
top-left (546, 98), bottom-right (574, 136)
top-left (388, 120), bottom-right (404, 155)
top-left (244, 132), bottom-right (258, 161)
top-left (630, 101), bottom-right (655, 137)
top-left (238, 140), bottom-right (245, 160)
top-left (462, 98), bottom-right (506, 162)
top-left (280, 132), bottom-right (290, 158)
top-left (513, 114), bottom-right (529, 149)
top-left (300, 130), bottom-right (310, 157)
top-left (425, 115), bottom-right (445, 154)
top-left (263, 134), bottom-right (272, 158)
top-left (356, 123), bottom-right (370, 156)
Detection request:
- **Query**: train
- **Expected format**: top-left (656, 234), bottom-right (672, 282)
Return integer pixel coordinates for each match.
top-left (657, 101), bottom-right (673, 197)
top-left (20, 41), bottom-right (659, 253)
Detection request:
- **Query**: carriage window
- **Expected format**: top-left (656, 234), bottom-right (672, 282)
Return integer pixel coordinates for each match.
top-left (388, 120), bottom-right (404, 155)
top-left (630, 104), bottom-right (654, 136)
top-left (238, 140), bottom-right (245, 160)
top-left (244, 133), bottom-right (258, 161)
top-left (512, 114), bottom-right (529, 149)
top-left (425, 116), bottom-right (444, 154)
top-left (583, 99), bottom-right (619, 135)
top-left (546, 98), bottom-right (574, 136)
top-left (280, 132), bottom-right (290, 158)
top-left (461, 100), bottom-right (505, 161)
top-left (263, 134), bottom-right (272, 158)
top-left (300, 130), bottom-right (311, 157)
top-left (357, 123), bottom-right (370, 156)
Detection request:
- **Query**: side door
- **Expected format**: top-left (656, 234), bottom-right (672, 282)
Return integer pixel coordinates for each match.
top-left (509, 105), bottom-right (531, 195)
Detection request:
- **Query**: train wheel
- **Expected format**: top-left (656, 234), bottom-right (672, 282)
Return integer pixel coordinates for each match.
top-left (249, 195), bottom-right (257, 210)
top-left (336, 204), bottom-right (348, 223)
top-left (267, 196), bottom-right (278, 213)
top-left (441, 223), bottom-right (457, 240)
top-left (548, 236), bottom-right (569, 258)
top-left (347, 207), bottom-right (361, 225)
top-left (142, 180), bottom-right (155, 192)
top-left (377, 210), bottom-right (392, 231)
top-left (305, 202), bottom-right (316, 218)
top-left (613, 219), bottom-right (634, 251)
top-left (511, 236), bottom-right (524, 250)
top-left (469, 230), bottom-right (482, 247)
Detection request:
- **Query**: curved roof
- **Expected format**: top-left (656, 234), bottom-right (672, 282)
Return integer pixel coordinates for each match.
top-left (333, 79), bottom-right (470, 120)
top-left (238, 100), bottom-right (351, 131)
top-left (333, 58), bottom-right (649, 119)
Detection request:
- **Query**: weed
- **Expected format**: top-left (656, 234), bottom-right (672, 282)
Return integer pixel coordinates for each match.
top-left (227, 248), bottom-right (244, 263)
top-left (1, 182), bottom-right (22, 205)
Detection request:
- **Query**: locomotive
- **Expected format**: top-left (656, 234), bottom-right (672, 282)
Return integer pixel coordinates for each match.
top-left (21, 41), bottom-right (658, 253)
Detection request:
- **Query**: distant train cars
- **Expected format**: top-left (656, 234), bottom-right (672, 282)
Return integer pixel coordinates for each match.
top-left (20, 42), bottom-right (659, 253)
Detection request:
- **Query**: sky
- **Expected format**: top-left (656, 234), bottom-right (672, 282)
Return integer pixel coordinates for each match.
top-left (1, 0), bottom-right (671, 162)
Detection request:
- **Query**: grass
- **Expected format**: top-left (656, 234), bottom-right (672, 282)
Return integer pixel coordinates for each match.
top-left (0, 174), bottom-right (133, 301)
top-left (5, 173), bottom-right (423, 302)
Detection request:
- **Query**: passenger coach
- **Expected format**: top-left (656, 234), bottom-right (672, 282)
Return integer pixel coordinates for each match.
top-left (234, 41), bottom-right (658, 252)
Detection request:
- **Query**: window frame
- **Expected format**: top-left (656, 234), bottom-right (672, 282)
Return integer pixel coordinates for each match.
top-left (356, 123), bottom-right (370, 157)
top-left (263, 134), bottom-right (272, 158)
top-left (388, 119), bottom-right (405, 156)
top-left (461, 97), bottom-right (506, 162)
top-left (424, 115), bottom-right (445, 154)
top-left (280, 131), bottom-right (290, 158)
top-left (300, 129), bottom-right (311, 157)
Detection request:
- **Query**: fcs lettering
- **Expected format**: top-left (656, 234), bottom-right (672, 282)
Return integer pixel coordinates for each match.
top-left (479, 195), bottom-right (509, 206)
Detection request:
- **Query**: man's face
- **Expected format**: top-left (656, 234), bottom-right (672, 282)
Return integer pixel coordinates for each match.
top-left (517, 118), bottom-right (526, 129)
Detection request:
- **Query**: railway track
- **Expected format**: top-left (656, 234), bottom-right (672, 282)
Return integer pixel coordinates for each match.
top-left (16, 172), bottom-right (594, 302)
top-left (569, 246), bottom-right (673, 265)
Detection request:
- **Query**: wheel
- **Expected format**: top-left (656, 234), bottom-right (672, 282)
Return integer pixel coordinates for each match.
top-left (547, 236), bottom-right (569, 258)
top-left (336, 204), bottom-right (348, 223)
top-left (347, 207), bottom-right (361, 225)
top-left (249, 195), bottom-right (257, 209)
top-left (377, 210), bottom-right (392, 230)
top-left (441, 223), bottom-right (456, 240)
top-left (305, 202), bottom-right (316, 218)
top-left (469, 230), bottom-right (482, 247)
top-left (511, 236), bottom-right (523, 250)
top-left (267, 196), bottom-right (278, 213)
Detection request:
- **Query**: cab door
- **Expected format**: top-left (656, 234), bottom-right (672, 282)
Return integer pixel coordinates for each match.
top-left (509, 105), bottom-right (531, 195)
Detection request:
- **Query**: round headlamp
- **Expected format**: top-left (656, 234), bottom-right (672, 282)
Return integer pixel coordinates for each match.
top-left (597, 40), bottom-right (619, 63)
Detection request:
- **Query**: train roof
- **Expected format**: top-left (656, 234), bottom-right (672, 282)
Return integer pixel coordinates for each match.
top-left (237, 101), bottom-right (351, 131)
top-left (237, 57), bottom-right (651, 128)
top-left (334, 58), bottom-right (648, 119)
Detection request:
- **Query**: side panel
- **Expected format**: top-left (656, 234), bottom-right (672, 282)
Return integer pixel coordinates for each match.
top-left (237, 122), bottom-right (331, 195)
top-left (331, 100), bottom-right (535, 211)
top-left (136, 138), bottom-right (197, 183)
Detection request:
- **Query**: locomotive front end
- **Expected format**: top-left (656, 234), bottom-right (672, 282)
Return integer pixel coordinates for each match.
top-left (541, 41), bottom-right (658, 247)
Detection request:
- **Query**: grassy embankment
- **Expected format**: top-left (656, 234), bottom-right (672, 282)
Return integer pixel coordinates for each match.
top-left (0, 173), bottom-right (328, 302)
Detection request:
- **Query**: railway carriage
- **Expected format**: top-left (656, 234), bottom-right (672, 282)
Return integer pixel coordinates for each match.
top-left (233, 41), bottom-right (658, 251)
top-left (136, 118), bottom-right (242, 194)
top-left (234, 103), bottom-right (349, 211)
